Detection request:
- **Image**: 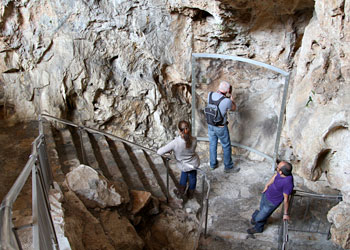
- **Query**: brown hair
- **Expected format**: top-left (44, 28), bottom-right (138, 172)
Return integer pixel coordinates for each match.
top-left (178, 120), bottom-right (192, 148)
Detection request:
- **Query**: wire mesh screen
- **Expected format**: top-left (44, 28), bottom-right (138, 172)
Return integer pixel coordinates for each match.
top-left (192, 56), bottom-right (286, 159)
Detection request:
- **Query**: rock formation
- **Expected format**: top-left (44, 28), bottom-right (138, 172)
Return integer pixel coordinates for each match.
top-left (1, 0), bottom-right (350, 248)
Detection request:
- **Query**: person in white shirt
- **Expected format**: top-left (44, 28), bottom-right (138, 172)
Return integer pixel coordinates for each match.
top-left (157, 120), bottom-right (200, 199)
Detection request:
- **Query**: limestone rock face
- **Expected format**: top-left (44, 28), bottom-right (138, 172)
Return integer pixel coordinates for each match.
top-left (1, 0), bottom-right (350, 247)
top-left (66, 165), bottom-right (123, 208)
top-left (285, 1), bottom-right (350, 247)
top-left (328, 201), bottom-right (350, 249)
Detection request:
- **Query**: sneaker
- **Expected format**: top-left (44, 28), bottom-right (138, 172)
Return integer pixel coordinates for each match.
top-left (247, 227), bottom-right (260, 234)
top-left (224, 167), bottom-right (240, 173)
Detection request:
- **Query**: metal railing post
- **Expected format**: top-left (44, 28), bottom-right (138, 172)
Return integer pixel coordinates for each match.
top-left (32, 160), bottom-right (39, 250)
top-left (165, 158), bottom-right (170, 204)
top-left (201, 175), bottom-right (205, 206)
top-left (204, 196), bottom-right (209, 237)
top-left (78, 126), bottom-right (88, 165)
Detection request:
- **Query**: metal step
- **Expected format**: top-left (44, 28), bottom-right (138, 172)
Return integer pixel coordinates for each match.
top-left (52, 126), bottom-right (80, 174)
top-left (91, 133), bottom-right (124, 182)
top-left (125, 145), bottom-right (165, 199)
top-left (109, 140), bottom-right (145, 191)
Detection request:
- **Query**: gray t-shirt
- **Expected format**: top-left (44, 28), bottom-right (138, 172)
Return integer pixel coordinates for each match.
top-left (207, 92), bottom-right (232, 124)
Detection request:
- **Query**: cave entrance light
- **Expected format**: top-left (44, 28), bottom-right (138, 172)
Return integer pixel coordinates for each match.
top-left (191, 53), bottom-right (290, 170)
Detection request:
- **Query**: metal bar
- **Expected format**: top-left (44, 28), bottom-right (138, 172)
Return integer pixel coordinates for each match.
top-left (32, 163), bottom-right (39, 250)
top-left (273, 74), bottom-right (290, 170)
top-left (36, 167), bottom-right (58, 250)
top-left (166, 158), bottom-right (170, 204)
top-left (191, 55), bottom-right (197, 136)
top-left (204, 197), bottom-right (209, 237)
top-left (12, 228), bottom-right (23, 250)
top-left (287, 228), bottom-right (329, 234)
top-left (201, 175), bottom-right (205, 206)
top-left (192, 53), bottom-right (289, 76)
top-left (38, 137), bottom-right (53, 192)
top-left (41, 114), bottom-right (158, 155)
top-left (197, 137), bottom-right (274, 162)
top-left (293, 190), bottom-right (342, 200)
top-left (0, 147), bottom-right (38, 250)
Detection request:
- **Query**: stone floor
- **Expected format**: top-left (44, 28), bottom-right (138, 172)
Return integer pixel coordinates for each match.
top-left (194, 149), bottom-right (344, 250)
top-left (0, 117), bottom-right (345, 250)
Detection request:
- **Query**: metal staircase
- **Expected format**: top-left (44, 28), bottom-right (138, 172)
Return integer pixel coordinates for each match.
top-left (0, 114), bottom-right (210, 250)
top-left (47, 119), bottom-right (178, 200)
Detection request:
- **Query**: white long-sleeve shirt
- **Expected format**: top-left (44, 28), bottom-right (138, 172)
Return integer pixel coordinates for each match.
top-left (157, 136), bottom-right (200, 172)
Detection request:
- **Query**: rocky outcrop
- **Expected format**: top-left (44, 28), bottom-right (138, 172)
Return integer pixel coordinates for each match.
top-left (66, 165), bottom-right (127, 208)
top-left (59, 164), bottom-right (199, 250)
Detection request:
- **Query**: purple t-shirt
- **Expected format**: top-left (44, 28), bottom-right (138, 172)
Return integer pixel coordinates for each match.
top-left (265, 172), bottom-right (294, 206)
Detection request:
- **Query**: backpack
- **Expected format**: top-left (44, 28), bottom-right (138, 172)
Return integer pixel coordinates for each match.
top-left (204, 92), bottom-right (226, 126)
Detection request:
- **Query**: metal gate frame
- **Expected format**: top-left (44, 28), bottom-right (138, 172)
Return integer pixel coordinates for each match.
top-left (191, 53), bottom-right (290, 169)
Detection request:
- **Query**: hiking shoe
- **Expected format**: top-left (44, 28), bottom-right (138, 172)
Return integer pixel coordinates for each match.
top-left (247, 227), bottom-right (260, 234)
top-left (250, 218), bottom-right (256, 225)
top-left (224, 167), bottom-right (240, 173)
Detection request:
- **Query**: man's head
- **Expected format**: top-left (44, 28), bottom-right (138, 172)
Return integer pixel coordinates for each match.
top-left (218, 81), bottom-right (231, 94)
top-left (277, 161), bottom-right (293, 176)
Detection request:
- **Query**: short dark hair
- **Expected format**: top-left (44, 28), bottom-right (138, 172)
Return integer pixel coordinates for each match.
top-left (280, 161), bottom-right (293, 176)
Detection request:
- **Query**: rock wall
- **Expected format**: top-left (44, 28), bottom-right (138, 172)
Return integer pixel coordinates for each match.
top-left (1, 0), bottom-right (350, 248)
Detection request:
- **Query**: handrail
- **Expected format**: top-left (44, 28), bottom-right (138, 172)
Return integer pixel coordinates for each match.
top-left (0, 131), bottom-right (58, 250)
top-left (0, 140), bottom-right (39, 250)
top-left (292, 190), bottom-right (342, 200)
top-left (281, 220), bottom-right (288, 250)
top-left (41, 114), bottom-right (158, 155)
top-left (192, 168), bottom-right (210, 250)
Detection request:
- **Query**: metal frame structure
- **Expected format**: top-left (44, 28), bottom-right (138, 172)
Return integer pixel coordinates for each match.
top-left (279, 190), bottom-right (342, 250)
top-left (191, 53), bottom-right (290, 168)
top-left (0, 116), bottom-right (58, 250)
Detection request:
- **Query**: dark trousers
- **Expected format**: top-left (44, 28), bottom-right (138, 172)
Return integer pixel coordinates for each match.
top-left (252, 193), bottom-right (280, 232)
top-left (179, 170), bottom-right (197, 190)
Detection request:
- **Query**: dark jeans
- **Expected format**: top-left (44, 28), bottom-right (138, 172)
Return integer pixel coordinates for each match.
top-left (179, 170), bottom-right (197, 190)
top-left (252, 193), bottom-right (279, 232)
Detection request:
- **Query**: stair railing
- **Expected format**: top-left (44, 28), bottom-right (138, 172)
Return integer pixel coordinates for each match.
top-left (41, 114), bottom-right (211, 246)
top-left (0, 118), bottom-right (58, 250)
top-left (191, 168), bottom-right (211, 250)
top-left (278, 190), bottom-right (343, 250)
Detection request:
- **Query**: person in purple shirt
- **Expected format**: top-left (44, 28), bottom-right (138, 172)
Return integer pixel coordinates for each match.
top-left (247, 161), bottom-right (294, 234)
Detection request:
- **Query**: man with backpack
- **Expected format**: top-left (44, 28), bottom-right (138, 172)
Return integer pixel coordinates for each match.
top-left (204, 81), bottom-right (239, 173)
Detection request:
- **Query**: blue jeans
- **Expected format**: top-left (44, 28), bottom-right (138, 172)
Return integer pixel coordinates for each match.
top-left (252, 193), bottom-right (279, 232)
top-left (208, 124), bottom-right (233, 170)
top-left (179, 170), bottom-right (197, 190)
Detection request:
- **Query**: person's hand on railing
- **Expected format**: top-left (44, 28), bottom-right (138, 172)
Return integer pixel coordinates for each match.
top-left (283, 214), bottom-right (290, 221)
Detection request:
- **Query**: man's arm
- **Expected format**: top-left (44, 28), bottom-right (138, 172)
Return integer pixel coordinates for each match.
top-left (262, 173), bottom-right (277, 193)
top-left (282, 193), bottom-right (291, 221)
top-left (230, 95), bottom-right (237, 111)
